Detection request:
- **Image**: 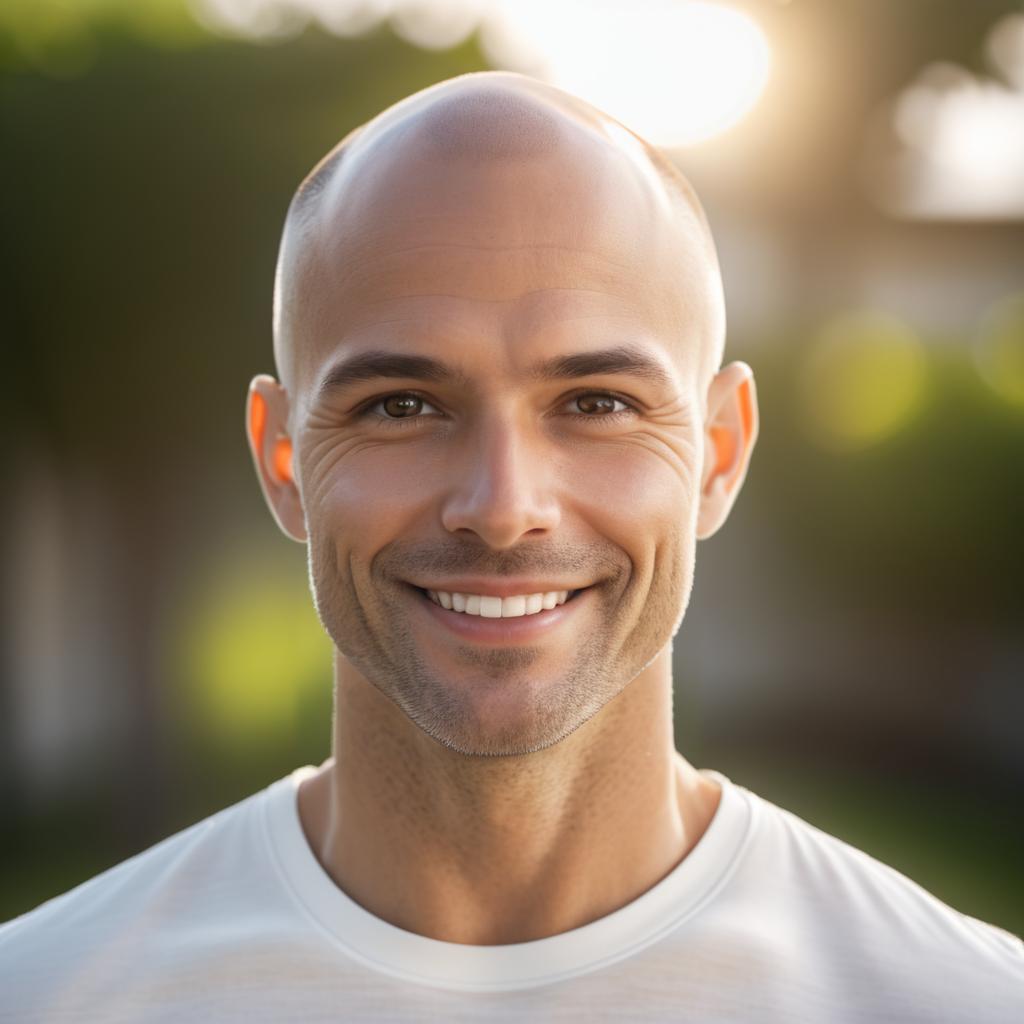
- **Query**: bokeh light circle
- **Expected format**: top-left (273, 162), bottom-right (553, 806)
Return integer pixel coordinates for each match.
top-left (973, 291), bottom-right (1024, 407)
top-left (179, 557), bottom-right (329, 743)
top-left (798, 310), bottom-right (929, 453)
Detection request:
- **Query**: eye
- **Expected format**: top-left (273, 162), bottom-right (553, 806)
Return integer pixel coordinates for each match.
top-left (358, 392), bottom-right (442, 428)
top-left (563, 391), bottom-right (638, 423)
top-left (356, 389), bottom-right (639, 430)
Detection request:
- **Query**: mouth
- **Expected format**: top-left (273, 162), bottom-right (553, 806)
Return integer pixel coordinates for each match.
top-left (404, 582), bottom-right (595, 644)
top-left (410, 584), bottom-right (588, 609)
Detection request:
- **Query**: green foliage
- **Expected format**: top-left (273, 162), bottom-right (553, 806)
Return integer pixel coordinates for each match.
top-left (752, 340), bottom-right (1024, 624)
top-left (2, 20), bottom-right (488, 466)
top-left (0, 0), bottom-right (204, 75)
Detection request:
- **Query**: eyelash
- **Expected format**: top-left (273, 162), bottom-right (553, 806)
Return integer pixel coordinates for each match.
top-left (356, 390), bottom-right (639, 429)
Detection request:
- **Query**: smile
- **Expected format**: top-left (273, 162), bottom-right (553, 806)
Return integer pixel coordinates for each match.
top-left (424, 588), bottom-right (576, 618)
top-left (407, 584), bottom-right (593, 644)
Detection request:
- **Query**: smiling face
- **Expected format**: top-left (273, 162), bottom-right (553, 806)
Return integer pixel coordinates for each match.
top-left (253, 75), bottom-right (741, 757)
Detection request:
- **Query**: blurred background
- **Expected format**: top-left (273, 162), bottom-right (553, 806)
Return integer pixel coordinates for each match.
top-left (2, 0), bottom-right (1022, 934)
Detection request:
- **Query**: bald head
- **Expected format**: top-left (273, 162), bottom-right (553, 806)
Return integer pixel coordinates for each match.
top-left (286, 73), bottom-right (708, 227)
top-left (273, 71), bottom-right (725, 413)
top-left (249, 72), bottom-right (756, 762)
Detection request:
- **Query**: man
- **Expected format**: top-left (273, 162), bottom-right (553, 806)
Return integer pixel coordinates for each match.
top-left (2, 71), bottom-right (1021, 1021)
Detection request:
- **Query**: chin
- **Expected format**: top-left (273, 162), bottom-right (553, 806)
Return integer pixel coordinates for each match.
top-left (395, 651), bottom-right (618, 757)
top-left (417, 712), bottom-right (593, 761)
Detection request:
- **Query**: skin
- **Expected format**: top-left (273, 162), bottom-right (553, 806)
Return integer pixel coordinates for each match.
top-left (246, 72), bottom-right (758, 945)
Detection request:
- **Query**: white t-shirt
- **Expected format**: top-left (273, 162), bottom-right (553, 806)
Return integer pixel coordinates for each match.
top-left (2, 765), bottom-right (1021, 1022)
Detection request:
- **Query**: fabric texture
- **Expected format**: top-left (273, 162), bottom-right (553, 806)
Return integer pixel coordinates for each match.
top-left (2, 764), bottom-right (1022, 1022)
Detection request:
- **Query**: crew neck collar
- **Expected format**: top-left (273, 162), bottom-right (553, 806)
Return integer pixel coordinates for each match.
top-left (261, 759), bottom-right (756, 992)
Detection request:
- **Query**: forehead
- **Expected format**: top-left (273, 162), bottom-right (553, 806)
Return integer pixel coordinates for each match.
top-left (282, 95), bottom-right (717, 397)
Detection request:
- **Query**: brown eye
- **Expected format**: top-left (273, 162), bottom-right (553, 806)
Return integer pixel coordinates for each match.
top-left (381, 394), bottom-right (423, 418)
top-left (359, 392), bottom-right (443, 428)
top-left (574, 393), bottom-right (621, 415)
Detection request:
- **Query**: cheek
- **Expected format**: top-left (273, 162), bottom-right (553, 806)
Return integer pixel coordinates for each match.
top-left (307, 444), bottom-right (442, 537)
top-left (570, 447), bottom-right (696, 609)
top-left (305, 434), bottom-right (694, 551)
top-left (573, 444), bottom-right (695, 536)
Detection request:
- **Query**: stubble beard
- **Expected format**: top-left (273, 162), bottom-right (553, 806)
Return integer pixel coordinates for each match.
top-left (306, 530), bottom-right (690, 758)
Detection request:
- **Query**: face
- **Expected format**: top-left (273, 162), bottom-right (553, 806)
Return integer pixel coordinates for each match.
top-left (272, 116), bottom-right (723, 758)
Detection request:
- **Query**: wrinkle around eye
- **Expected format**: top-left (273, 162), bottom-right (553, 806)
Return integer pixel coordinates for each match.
top-left (593, 426), bottom-right (699, 482)
top-left (301, 391), bottom-right (696, 451)
top-left (300, 425), bottom-right (393, 510)
top-left (302, 435), bottom-right (350, 512)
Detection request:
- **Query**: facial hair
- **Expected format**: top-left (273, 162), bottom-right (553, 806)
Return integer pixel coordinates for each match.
top-left (305, 528), bottom-right (692, 757)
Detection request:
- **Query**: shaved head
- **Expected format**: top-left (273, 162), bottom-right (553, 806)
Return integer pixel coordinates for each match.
top-left (251, 70), bottom-right (757, 760)
top-left (273, 72), bottom-right (725, 418)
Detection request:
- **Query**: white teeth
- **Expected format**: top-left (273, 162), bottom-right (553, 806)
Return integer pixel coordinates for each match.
top-left (425, 588), bottom-right (574, 617)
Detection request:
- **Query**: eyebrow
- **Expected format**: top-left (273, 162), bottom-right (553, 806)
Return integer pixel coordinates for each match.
top-left (317, 350), bottom-right (473, 398)
top-left (529, 345), bottom-right (675, 390)
top-left (315, 343), bottom-right (676, 400)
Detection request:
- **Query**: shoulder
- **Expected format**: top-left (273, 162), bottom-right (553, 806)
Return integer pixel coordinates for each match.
top-left (2, 786), bottom-right (264, 937)
top-left (727, 781), bottom-right (1024, 1019)
top-left (0, 783), bottom-right (275, 1020)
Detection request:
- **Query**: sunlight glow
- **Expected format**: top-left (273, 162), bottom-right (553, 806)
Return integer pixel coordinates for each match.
top-left (865, 12), bottom-right (1024, 221)
top-left (191, 0), bottom-right (772, 146)
top-left (481, 0), bottom-right (771, 146)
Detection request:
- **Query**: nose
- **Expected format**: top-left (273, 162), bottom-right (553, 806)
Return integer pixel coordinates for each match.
top-left (440, 410), bottom-right (561, 549)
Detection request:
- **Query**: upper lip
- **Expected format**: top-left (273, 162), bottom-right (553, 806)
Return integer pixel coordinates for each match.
top-left (405, 579), bottom-right (594, 598)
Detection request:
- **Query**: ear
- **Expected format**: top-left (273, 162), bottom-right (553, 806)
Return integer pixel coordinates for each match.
top-left (696, 361), bottom-right (759, 541)
top-left (246, 374), bottom-right (307, 543)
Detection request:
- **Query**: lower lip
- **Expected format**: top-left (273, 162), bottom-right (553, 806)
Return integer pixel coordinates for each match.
top-left (408, 585), bottom-right (593, 644)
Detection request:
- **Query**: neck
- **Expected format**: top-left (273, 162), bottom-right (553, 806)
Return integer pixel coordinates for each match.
top-left (297, 646), bottom-right (721, 945)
